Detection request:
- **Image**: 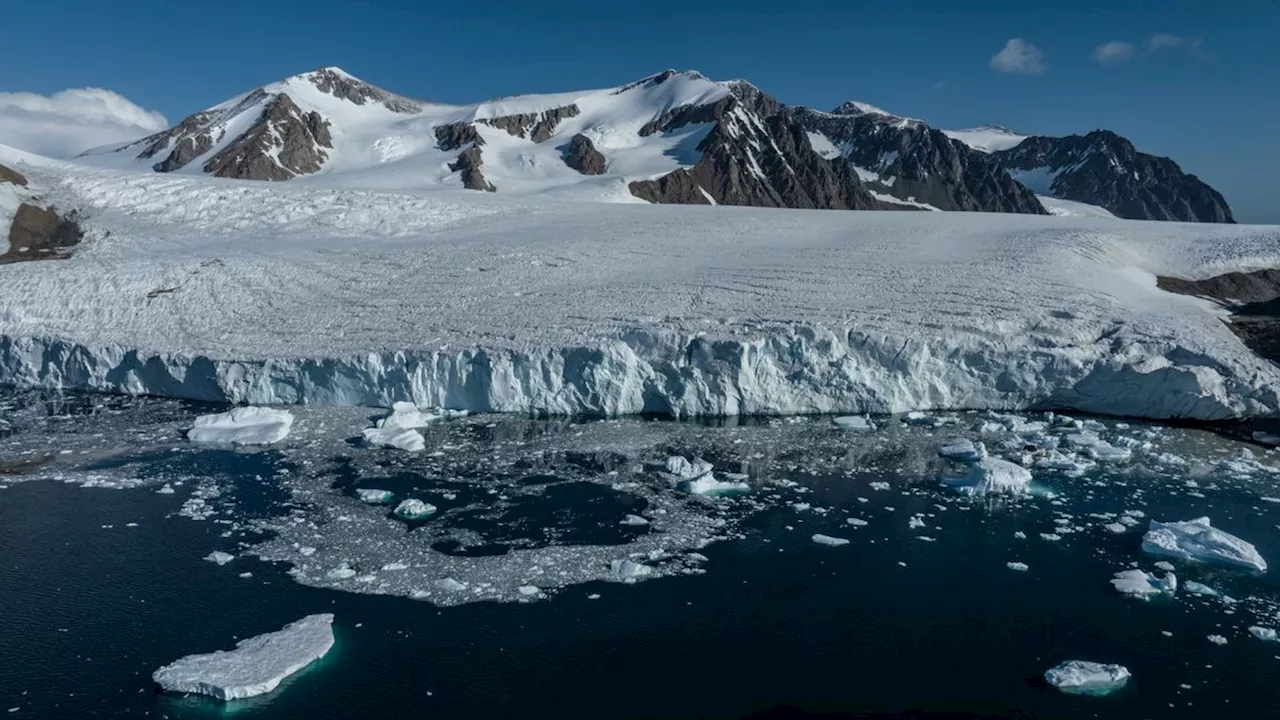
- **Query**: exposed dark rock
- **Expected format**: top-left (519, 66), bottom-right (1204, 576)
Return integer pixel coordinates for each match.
top-left (994, 131), bottom-right (1234, 222)
top-left (449, 146), bottom-right (496, 192)
top-left (2, 203), bottom-right (84, 264)
top-left (480, 104), bottom-right (581, 143)
top-left (306, 67), bottom-right (422, 113)
top-left (1158, 269), bottom-right (1280, 365)
top-left (796, 108), bottom-right (1047, 214)
top-left (434, 122), bottom-right (486, 151)
top-left (202, 94), bottom-right (334, 180)
top-left (639, 96), bottom-right (735, 137)
top-left (563, 134), bottom-right (606, 175)
top-left (0, 163), bottom-right (28, 187)
top-left (630, 100), bottom-right (886, 211)
top-left (721, 80), bottom-right (785, 118)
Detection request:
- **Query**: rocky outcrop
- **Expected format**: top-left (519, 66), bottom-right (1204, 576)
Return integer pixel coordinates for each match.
top-left (721, 80), bottom-right (785, 118)
top-left (435, 123), bottom-right (494, 191)
top-left (1158, 269), bottom-right (1280, 364)
top-left (480, 104), bottom-right (581, 143)
top-left (563, 134), bottom-right (606, 175)
top-left (797, 107), bottom-right (1047, 214)
top-left (630, 99), bottom-right (885, 210)
top-left (0, 163), bottom-right (27, 187)
top-left (994, 131), bottom-right (1234, 222)
top-left (3, 204), bottom-right (84, 264)
top-left (306, 67), bottom-right (421, 113)
top-left (203, 95), bottom-right (334, 180)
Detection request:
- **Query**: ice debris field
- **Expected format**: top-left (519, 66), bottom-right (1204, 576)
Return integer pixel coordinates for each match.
top-left (2, 144), bottom-right (1280, 419)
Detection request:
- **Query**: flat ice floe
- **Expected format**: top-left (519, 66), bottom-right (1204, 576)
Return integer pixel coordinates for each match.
top-left (3, 155), bottom-right (1280, 422)
top-left (1044, 660), bottom-right (1131, 695)
top-left (187, 407), bottom-right (294, 445)
top-left (1141, 518), bottom-right (1267, 573)
top-left (152, 614), bottom-right (334, 701)
top-left (1111, 568), bottom-right (1177, 600)
top-left (361, 426), bottom-right (426, 452)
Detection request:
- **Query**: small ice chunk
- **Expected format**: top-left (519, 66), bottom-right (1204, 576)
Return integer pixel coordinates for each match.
top-left (376, 402), bottom-right (443, 431)
top-left (326, 564), bottom-right (356, 580)
top-left (938, 438), bottom-right (986, 461)
top-left (908, 516), bottom-right (926, 530)
top-left (435, 577), bottom-right (467, 592)
top-left (356, 489), bottom-right (394, 505)
top-left (846, 518), bottom-right (869, 527)
top-left (664, 455), bottom-right (713, 480)
top-left (1104, 522), bottom-right (1127, 534)
top-left (1207, 634), bottom-right (1228, 646)
top-left (1007, 562), bottom-right (1029, 572)
top-left (156, 484), bottom-right (176, 495)
top-left (944, 457), bottom-right (1032, 497)
top-left (204, 551), bottom-right (235, 566)
top-left (1141, 517), bottom-right (1267, 573)
top-left (1111, 569), bottom-right (1176, 600)
top-left (1044, 660), bottom-right (1131, 695)
top-left (393, 499), bottom-right (437, 520)
top-left (188, 407), bottom-right (294, 445)
top-left (1249, 626), bottom-right (1278, 642)
top-left (517, 585), bottom-right (541, 596)
top-left (869, 481), bottom-right (890, 491)
top-left (362, 426), bottom-right (426, 452)
top-left (609, 559), bottom-right (655, 581)
top-left (1153, 561), bottom-right (1175, 572)
top-left (832, 415), bottom-right (876, 432)
top-left (1086, 442), bottom-right (1132, 463)
top-left (811, 534), bottom-right (850, 547)
top-left (1183, 581), bottom-right (1218, 596)
top-left (619, 514), bottom-right (650, 526)
top-left (1040, 533), bottom-right (1062, 542)
top-left (152, 614), bottom-right (334, 700)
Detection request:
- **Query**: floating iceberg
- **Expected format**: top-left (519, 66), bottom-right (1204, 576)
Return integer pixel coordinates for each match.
top-left (393, 499), bottom-right (437, 520)
top-left (204, 551), bottom-right (235, 566)
top-left (684, 475), bottom-right (750, 496)
top-left (619, 514), bottom-right (650, 526)
top-left (812, 534), bottom-right (850, 547)
top-left (662, 455), bottom-right (714, 481)
top-left (376, 402), bottom-right (446, 430)
top-left (1007, 562), bottom-right (1029, 572)
top-left (938, 438), bottom-right (986, 461)
top-left (1183, 581), bottom-right (1218, 596)
top-left (1249, 626), bottom-right (1278, 642)
top-left (434, 577), bottom-right (467, 592)
top-left (152, 614), bottom-right (334, 701)
top-left (1044, 660), bottom-right (1131, 696)
top-left (187, 407), bottom-right (293, 445)
top-left (609, 559), bottom-right (655, 582)
top-left (356, 489), bottom-right (394, 504)
top-left (944, 457), bottom-right (1032, 497)
top-left (361, 426), bottom-right (426, 452)
top-left (832, 415), bottom-right (876, 432)
top-left (1141, 517), bottom-right (1267, 573)
top-left (1110, 568), bottom-right (1177, 600)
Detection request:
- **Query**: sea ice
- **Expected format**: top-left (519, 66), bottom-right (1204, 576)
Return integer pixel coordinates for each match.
top-left (938, 438), bottom-right (985, 461)
top-left (663, 455), bottom-right (714, 480)
top-left (1111, 569), bottom-right (1177, 600)
top-left (619, 514), bottom-right (650, 526)
top-left (393, 499), bottom-right (437, 520)
top-left (188, 407), bottom-right (294, 445)
top-left (944, 457), bottom-right (1032, 497)
top-left (832, 415), bottom-right (876, 432)
top-left (1208, 634), bottom-right (1228, 645)
top-left (1183, 581), bottom-right (1218, 596)
top-left (609, 559), bottom-right (655, 582)
top-left (362, 426), bottom-right (425, 452)
top-left (152, 614), bottom-right (334, 701)
top-left (204, 551), bottom-right (235, 566)
top-left (812, 534), bottom-right (850, 547)
top-left (846, 518), bottom-right (869, 527)
top-left (1104, 522), bottom-right (1127, 534)
top-left (683, 475), bottom-right (749, 496)
top-left (356, 489), bottom-right (394, 505)
top-left (1141, 517), bottom-right (1267, 573)
top-left (375, 402), bottom-right (445, 431)
top-left (1249, 626), bottom-right (1278, 642)
top-left (435, 577), bottom-right (467, 592)
top-left (1044, 660), bottom-right (1131, 695)
top-left (1007, 562), bottom-right (1029, 572)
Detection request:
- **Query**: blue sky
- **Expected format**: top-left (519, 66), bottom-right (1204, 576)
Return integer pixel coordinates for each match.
top-left (4, 0), bottom-right (1277, 221)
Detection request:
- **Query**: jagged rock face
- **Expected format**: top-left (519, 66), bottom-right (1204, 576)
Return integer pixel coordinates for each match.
top-left (480, 104), bottom-right (581, 143)
top-left (3, 203), bottom-right (84, 264)
top-left (720, 80), bottom-right (785, 118)
top-left (629, 99), bottom-right (884, 210)
top-left (435, 123), bottom-right (494, 191)
top-left (306, 68), bottom-right (421, 113)
top-left (202, 94), bottom-right (334, 181)
top-left (563, 134), bottom-right (606, 175)
top-left (797, 109), bottom-right (1047, 214)
top-left (995, 131), bottom-right (1234, 222)
top-left (434, 122), bottom-right (485, 151)
top-left (0, 163), bottom-right (28, 187)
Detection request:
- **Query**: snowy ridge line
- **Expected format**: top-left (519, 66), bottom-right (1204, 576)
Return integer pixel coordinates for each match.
top-left (2, 323), bottom-right (1275, 420)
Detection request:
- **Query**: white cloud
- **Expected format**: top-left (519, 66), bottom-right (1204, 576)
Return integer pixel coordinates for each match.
top-left (1148, 33), bottom-right (1205, 54)
top-left (0, 88), bottom-right (168, 159)
top-left (1092, 41), bottom-right (1135, 65)
top-left (990, 39), bottom-right (1048, 75)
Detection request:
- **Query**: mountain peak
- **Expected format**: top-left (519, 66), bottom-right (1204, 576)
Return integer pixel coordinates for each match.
top-left (831, 100), bottom-right (894, 117)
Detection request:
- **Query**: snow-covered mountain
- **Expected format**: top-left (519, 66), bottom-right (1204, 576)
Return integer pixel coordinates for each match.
top-left (79, 66), bottom-right (1232, 222)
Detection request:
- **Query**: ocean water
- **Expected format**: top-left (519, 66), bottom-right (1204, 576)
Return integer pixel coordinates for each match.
top-left (2, 391), bottom-right (1280, 719)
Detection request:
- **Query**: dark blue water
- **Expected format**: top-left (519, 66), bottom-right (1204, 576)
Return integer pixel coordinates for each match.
top-left (2, 396), bottom-right (1280, 718)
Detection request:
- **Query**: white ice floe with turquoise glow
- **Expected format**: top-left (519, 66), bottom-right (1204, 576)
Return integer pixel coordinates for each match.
top-left (1141, 517), bottom-right (1267, 573)
top-left (152, 613), bottom-right (334, 701)
top-left (1044, 660), bottom-right (1131, 696)
top-left (187, 407), bottom-right (293, 445)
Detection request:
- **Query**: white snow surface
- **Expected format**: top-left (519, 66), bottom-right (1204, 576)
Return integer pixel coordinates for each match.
top-left (187, 407), bottom-right (293, 445)
top-left (152, 613), bottom-right (334, 701)
top-left (1141, 517), bottom-right (1267, 572)
top-left (1043, 660), bottom-right (1131, 695)
top-left (942, 126), bottom-right (1028, 153)
top-left (2, 144), bottom-right (1280, 420)
top-left (1037, 195), bottom-right (1117, 219)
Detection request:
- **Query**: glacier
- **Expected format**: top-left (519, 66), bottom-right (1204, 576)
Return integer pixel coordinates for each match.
top-left (2, 147), bottom-right (1280, 420)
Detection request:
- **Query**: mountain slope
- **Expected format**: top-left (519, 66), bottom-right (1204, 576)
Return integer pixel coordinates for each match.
top-left (990, 131), bottom-right (1234, 223)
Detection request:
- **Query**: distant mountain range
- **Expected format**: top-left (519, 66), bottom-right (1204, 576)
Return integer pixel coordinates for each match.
top-left (80, 67), bottom-right (1234, 223)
